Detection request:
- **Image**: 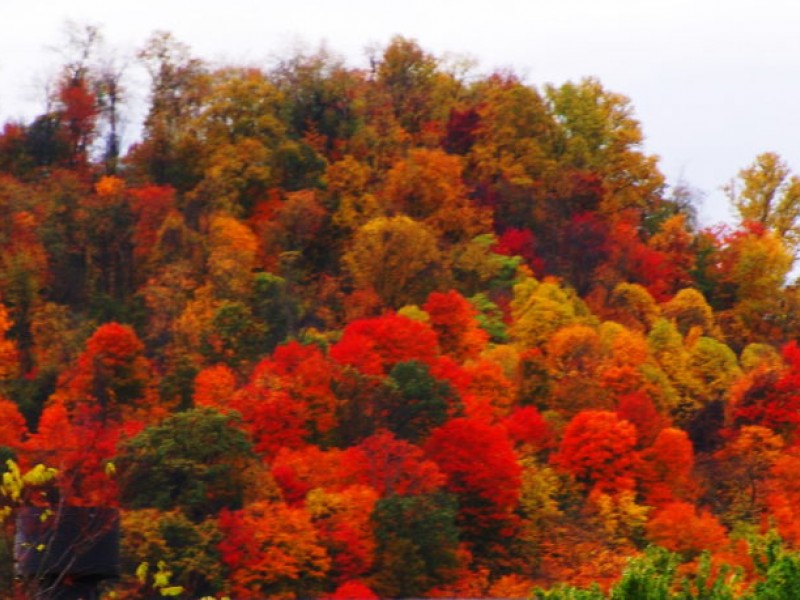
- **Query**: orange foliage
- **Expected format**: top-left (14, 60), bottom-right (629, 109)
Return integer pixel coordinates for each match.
top-left (219, 500), bottom-right (330, 599)
top-left (461, 359), bottom-right (516, 419)
top-left (638, 427), bottom-right (697, 506)
top-left (646, 502), bottom-right (728, 558)
top-left (193, 364), bottom-right (238, 409)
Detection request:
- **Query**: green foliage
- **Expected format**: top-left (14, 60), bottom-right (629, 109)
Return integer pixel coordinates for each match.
top-left (370, 493), bottom-right (460, 598)
top-left (116, 408), bottom-right (255, 521)
top-left (250, 272), bottom-right (299, 351)
top-left (747, 533), bottom-right (800, 599)
top-left (385, 360), bottom-right (460, 442)
top-left (533, 584), bottom-right (606, 599)
top-left (610, 547), bottom-right (678, 600)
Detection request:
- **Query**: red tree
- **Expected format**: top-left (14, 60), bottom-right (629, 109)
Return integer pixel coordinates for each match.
top-left (330, 313), bottom-right (439, 376)
top-left (555, 410), bottom-right (639, 493)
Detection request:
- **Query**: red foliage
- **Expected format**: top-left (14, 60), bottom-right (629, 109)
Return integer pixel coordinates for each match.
top-left (128, 185), bottom-right (176, 261)
top-left (503, 406), bottom-right (551, 452)
top-left (615, 391), bottom-right (667, 448)
top-left (255, 342), bottom-right (339, 436)
top-left (443, 107), bottom-right (480, 155)
top-left (494, 228), bottom-right (545, 273)
top-left (424, 290), bottom-right (488, 362)
top-left (555, 410), bottom-right (639, 493)
top-left (231, 387), bottom-right (307, 459)
top-left (327, 580), bottom-right (379, 600)
top-left (270, 446), bottom-right (346, 504)
top-left (639, 427), bottom-right (697, 507)
top-left (0, 397), bottom-right (28, 452)
top-left (341, 430), bottom-right (445, 497)
top-left (425, 417), bottom-right (521, 529)
top-left (732, 342), bottom-right (800, 437)
top-left (59, 79), bottom-right (97, 160)
top-left (330, 313), bottom-right (439, 376)
top-left (49, 322), bottom-right (160, 425)
top-left (26, 403), bottom-right (133, 506)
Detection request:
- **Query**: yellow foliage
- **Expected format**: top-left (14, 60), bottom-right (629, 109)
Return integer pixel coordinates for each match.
top-left (343, 216), bottom-right (444, 308)
top-left (208, 214), bottom-right (259, 299)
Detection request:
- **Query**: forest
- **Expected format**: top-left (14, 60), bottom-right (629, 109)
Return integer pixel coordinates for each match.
top-left (2, 25), bottom-right (800, 599)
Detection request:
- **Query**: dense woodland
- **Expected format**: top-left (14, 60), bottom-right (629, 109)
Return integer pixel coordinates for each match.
top-left (3, 26), bottom-right (800, 598)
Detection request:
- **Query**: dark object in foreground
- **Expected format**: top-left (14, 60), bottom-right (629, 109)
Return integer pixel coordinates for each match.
top-left (15, 506), bottom-right (120, 599)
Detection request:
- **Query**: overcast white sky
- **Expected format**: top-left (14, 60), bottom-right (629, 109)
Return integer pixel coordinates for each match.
top-left (2, 0), bottom-right (800, 225)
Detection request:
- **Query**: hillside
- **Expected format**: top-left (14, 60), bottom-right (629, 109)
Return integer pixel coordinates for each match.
top-left (2, 31), bottom-right (800, 598)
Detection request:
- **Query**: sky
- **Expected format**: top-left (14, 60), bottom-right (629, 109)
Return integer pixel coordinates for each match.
top-left (2, 0), bottom-right (800, 225)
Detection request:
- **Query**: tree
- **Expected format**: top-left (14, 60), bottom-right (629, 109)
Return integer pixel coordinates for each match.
top-left (219, 500), bottom-right (330, 599)
top-left (555, 410), bottom-right (639, 493)
top-left (545, 77), bottom-right (664, 214)
top-left (206, 214), bottom-right (259, 300)
top-left (134, 31), bottom-right (208, 188)
top-left (662, 288), bottom-right (719, 338)
top-left (250, 341), bottom-right (339, 441)
top-left (342, 216), bottom-right (444, 308)
top-left (510, 275), bottom-right (594, 350)
top-left (369, 493), bottom-right (460, 598)
top-left (340, 429), bottom-right (445, 497)
top-left (725, 152), bottom-right (800, 256)
top-left (330, 313), bottom-right (439, 376)
top-left (116, 408), bottom-right (256, 521)
top-left (382, 148), bottom-right (490, 244)
top-left (305, 485), bottom-right (379, 584)
top-left (192, 363), bottom-right (238, 410)
top-left (375, 36), bottom-right (441, 135)
top-left (423, 290), bottom-right (488, 362)
top-left (119, 509), bottom-right (224, 598)
top-left (645, 502), bottom-right (728, 560)
top-left (638, 427), bottom-right (696, 507)
top-left (425, 417), bottom-right (521, 545)
top-left (47, 322), bottom-right (159, 425)
top-left (383, 361), bottom-right (460, 442)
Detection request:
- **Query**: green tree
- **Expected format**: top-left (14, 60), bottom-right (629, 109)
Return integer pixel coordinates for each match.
top-left (370, 493), bottom-right (460, 598)
top-left (116, 408), bottom-right (256, 521)
top-left (384, 360), bottom-right (461, 442)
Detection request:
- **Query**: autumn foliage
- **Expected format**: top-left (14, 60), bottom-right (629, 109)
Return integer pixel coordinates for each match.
top-left (3, 29), bottom-right (800, 599)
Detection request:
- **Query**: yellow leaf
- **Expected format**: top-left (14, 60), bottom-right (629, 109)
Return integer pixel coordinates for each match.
top-left (136, 562), bottom-right (149, 585)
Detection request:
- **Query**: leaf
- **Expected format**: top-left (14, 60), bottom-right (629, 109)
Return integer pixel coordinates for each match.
top-left (136, 562), bottom-right (149, 585)
top-left (159, 586), bottom-right (184, 597)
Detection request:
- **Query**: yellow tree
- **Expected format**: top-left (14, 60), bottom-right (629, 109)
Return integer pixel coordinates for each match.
top-left (207, 214), bottom-right (259, 300)
top-left (343, 216), bottom-right (445, 308)
top-left (725, 152), bottom-right (800, 256)
top-left (662, 288), bottom-right (720, 338)
top-left (510, 275), bottom-right (595, 350)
